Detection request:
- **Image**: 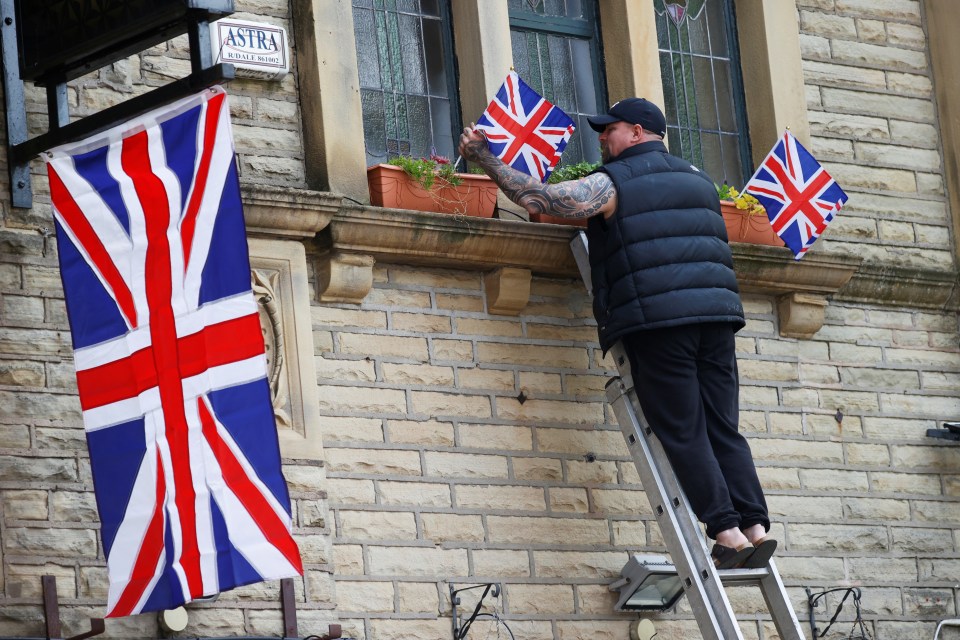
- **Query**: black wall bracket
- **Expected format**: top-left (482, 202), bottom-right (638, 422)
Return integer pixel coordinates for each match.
top-left (0, 0), bottom-right (235, 209)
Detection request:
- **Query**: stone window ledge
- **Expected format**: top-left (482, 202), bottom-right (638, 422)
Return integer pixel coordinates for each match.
top-left (304, 202), bottom-right (956, 337)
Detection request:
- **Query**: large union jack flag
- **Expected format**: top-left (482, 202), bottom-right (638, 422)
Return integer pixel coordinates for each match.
top-left (475, 71), bottom-right (575, 182)
top-left (743, 130), bottom-right (849, 260)
top-left (44, 86), bottom-right (302, 618)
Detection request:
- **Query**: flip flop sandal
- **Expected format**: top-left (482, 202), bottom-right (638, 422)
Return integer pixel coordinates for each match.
top-left (742, 537), bottom-right (778, 569)
top-left (711, 543), bottom-right (754, 569)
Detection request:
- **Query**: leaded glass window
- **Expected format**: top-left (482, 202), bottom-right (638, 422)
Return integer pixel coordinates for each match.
top-left (352, 0), bottom-right (460, 166)
top-left (654, 0), bottom-right (751, 187)
top-left (508, 0), bottom-right (605, 167)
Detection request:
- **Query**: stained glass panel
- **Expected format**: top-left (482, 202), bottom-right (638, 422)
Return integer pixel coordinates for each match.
top-left (654, 0), bottom-right (751, 187)
top-left (353, 0), bottom-right (459, 166)
top-left (508, 1), bottom-right (604, 166)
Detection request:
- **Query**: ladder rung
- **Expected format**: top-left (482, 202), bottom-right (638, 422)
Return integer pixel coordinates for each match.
top-left (716, 567), bottom-right (771, 584)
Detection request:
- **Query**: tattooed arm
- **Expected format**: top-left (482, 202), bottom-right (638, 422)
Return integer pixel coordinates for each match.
top-left (458, 126), bottom-right (617, 220)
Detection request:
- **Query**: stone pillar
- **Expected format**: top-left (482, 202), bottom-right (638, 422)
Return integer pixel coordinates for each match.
top-left (734, 0), bottom-right (810, 159)
top-left (292, 0), bottom-right (369, 202)
top-left (451, 0), bottom-right (514, 126)
top-left (597, 0), bottom-right (665, 108)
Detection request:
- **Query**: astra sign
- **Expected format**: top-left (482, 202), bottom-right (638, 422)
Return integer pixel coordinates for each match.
top-left (209, 18), bottom-right (289, 80)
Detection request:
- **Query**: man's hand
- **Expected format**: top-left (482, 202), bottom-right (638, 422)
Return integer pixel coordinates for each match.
top-left (456, 124), bottom-right (617, 221)
top-left (458, 125), bottom-right (489, 163)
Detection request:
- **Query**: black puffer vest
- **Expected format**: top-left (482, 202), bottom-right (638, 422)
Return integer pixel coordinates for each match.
top-left (586, 140), bottom-right (745, 352)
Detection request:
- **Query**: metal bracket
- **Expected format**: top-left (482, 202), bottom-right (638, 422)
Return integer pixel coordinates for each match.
top-left (41, 575), bottom-right (106, 640)
top-left (448, 582), bottom-right (502, 640)
top-left (0, 0), bottom-right (235, 209)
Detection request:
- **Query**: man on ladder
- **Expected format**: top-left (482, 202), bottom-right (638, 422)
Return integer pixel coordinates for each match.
top-left (460, 97), bottom-right (775, 569)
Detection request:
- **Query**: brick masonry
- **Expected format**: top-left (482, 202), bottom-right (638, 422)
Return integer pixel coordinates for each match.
top-left (0, 1), bottom-right (958, 640)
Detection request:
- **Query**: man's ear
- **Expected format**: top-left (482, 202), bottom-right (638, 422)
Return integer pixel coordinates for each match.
top-left (633, 124), bottom-right (645, 141)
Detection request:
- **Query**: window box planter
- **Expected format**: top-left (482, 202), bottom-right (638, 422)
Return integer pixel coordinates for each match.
top-left (367, 163), bottom-right (497, 218)
top-left (529, 212), bottom-right (588, 227)
top-left (720, 200), bottom-right (783, 246)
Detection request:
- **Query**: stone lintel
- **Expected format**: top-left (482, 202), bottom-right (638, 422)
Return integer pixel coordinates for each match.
top-left (242, 184), bottom-right (340, 239)
top-left (837, 262), bottom-right (960, 311)
top-left (317, 251), bottom-right (376, 304)
top-left (317, 204), bottom-right (579, 277)
top-left (484, 267), bottom-right (532, 316)
top-left (732, 242), bottom-right (861, 338)
top-left (313, 204), bottom-right (955, 321)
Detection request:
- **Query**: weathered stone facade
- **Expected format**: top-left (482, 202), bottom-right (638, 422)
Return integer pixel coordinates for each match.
top-left (1, 1), bottom-right (958, 640)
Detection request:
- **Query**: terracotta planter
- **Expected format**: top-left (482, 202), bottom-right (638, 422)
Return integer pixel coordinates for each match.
top-left (367, 163), bottom-right (497, 218)
top-left (720, 200), bottom-right (784, 246)
top-left (529, 212), bottom-right (589, 228)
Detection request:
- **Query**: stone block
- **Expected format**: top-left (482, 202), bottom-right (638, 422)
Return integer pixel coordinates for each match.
top-left (533, 550), bottom-right (627, 578)
top-left (50, 491), bottom-right (98, 523)
top-left (775, 556), bottom-right (845, 581)
top-left (339, 333), bottom-right (428, 360)
top-left (535, 428), bottom-right (626, 456)
top-left (332, 544), bottom-right (364, 575)
top-left (456, 484), bottom-right (545, 511)
top-left (337, 510), bottom-right (417, 541)
top-left (803, 60), bottom-right (886, 89)
top-left (549, 488), bottom-right (589, 513)
top-left (751, 439), bottom-right (843, 463)
top-left (456, 317), bottom-right (522, 337)
top-left (327, 478), bottom-right (376, 505)
top-left (512, 457), bottom-right (563, 481)
top-left (315, 357), bottom-right (376, 382)
top-left (411, 391), bottom-right (491, 419)
top-left (831, 39), bottom-right (927, 71)
top-left (34, 426), bottom-right (86, 451)
top-left (311, 306), bottom-right (387, 329)
top-left (457, 367), bottom-right (515, 392)
top-left (367, 546), bottom-right (468, 577)
top-left (0, 456), bottom-right (77, 482)
top-left (78, 566), bottom-right (109, 599)
top-left (459, 424), bottom-right (532, 451)
top-left (487, 516), bottom-right (609, 545)
top-left (904, 588), bottom-right (955, 616)
top-left (566, 459), bottom-right (618, 484)
top-left (871, 471), bottom-right (942, 495)
top-left (471, 549), bottom-right (531, 577)
top-left (498, 398), bottom-right (604, 425)
top-left (282, 464), bottom-right (327, 494)
top-left (325, 447), bottom-right (421, 476)
top-left (299, 499), bottom-right (329, 528)
top-left (397, 581), bottom-right (440, 613)
top-left (391, 312), bottom-right (452, 334)
top-left (589, 489), bottom-right (651, 515)
top-left (4, 527), bottom-right (98, 557)
top-left (319, 416), bottom-right (384, 443)
top-left (296, 532), bottom-right (332, 565)
top-left (420, 513), bottom-right (485, 542)
top-left (919, 558), bottom-right (960, 581)
top-left (844, 497), bottom-right (910, 520)
top-left (0, 424), bottom-right (30, 449)
top-left (800, 10), bottom-right (856, 37)
top-left (386, 419), bottom-right (454, 446)
top-left (788, 524), bottom-right (887, 551)
top-left (378, 481), bottom-right (451, 507)
top-left (892, 444), bottom-right (960, 470)
top-left (336, 580), bottom-right (395, 612)
top-left (436, 293), bottom-right (484, 312)
top-left (381, 362), bottom-right (454, 386)
top-left (768, 495), bottom-right (842, 518)
top-left (2, 490), bottom-right (49, 521)
top-left (431, 339), bottom-right (475, 362)
top-left (423, 452), bottom-right (508, 479)
top-left (369, 618), bottom-right (449, 640)
top-left (835, 0), bottom-right (921, 22)
top-left (800, 468), bottom-right (869, 492)
top-left (506, 583), bottom-right (574, 614)
top-left (848, 556), bottom-right (918, 582)
top-left (611, 519), bottom-right (645, 546)
top-left (0, 361), bottom-right (45, 393)
top-left (7, 563), bottom-right (76, 598)
top-left (476, 343), bottom-right (588, 368)
top-left (891, 527), bottom-right (954, 552)
top-left (555, 620), bottom-right (632, 639)
top-left (318, 384), bottom-right (409, 415)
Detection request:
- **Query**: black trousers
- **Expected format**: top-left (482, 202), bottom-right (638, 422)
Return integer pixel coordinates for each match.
top-left (622, 323), bottom-right (769, 539)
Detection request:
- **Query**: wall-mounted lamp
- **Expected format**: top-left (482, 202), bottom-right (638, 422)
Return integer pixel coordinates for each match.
top-left (609, 555), bottom-right (685, 612)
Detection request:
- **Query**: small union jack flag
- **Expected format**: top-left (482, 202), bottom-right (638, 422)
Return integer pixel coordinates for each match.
top-left (44, 86), bottom-right (302, 617)
top-left (743, 130), bottom-right (849, 260)
top-left (475, 71), bottom-right (575, 182)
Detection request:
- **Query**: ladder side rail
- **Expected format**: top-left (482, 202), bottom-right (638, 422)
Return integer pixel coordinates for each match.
top-left (606, 365), bottom-right (744, 640)
top-left (757, 559), bottom-right (805, 639)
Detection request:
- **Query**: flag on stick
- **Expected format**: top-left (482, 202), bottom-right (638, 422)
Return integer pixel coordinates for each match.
top-left (743, 130), bottom-right (848, 259)
top-left (44, 86), bottom-right (302, 617)
top-left (475, 70), bottom-right (575, 182)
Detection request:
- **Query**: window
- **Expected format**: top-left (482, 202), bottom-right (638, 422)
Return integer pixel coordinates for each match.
top-left (508, 0), bottom-right (605, 166)
top-left (654, 0), bottom-right (751, 187)
top-left (352, 0), bottom-right (460, 166)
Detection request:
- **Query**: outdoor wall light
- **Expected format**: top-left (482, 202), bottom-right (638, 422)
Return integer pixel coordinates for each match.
top-left (609, 555), bottom-right (686, 612)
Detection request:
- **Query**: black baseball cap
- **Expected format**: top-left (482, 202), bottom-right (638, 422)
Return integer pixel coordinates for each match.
top-left (587, 97), bottom-right (667, 137)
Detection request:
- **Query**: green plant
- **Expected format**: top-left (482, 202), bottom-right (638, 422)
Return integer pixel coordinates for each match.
top-left (387, 154), bottom-right (462, 189)
top-left (547, 160), bottom-right (602, 184)
top-left (715, 182), bottom-right (766, 216)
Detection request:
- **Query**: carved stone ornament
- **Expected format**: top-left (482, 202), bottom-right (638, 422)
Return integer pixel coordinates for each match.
top-left (253, 268), bottom-right (292, 429)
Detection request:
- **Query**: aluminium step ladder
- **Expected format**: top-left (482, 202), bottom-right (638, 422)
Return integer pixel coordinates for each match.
top-left (570, 232), bottom-right (804, 640)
